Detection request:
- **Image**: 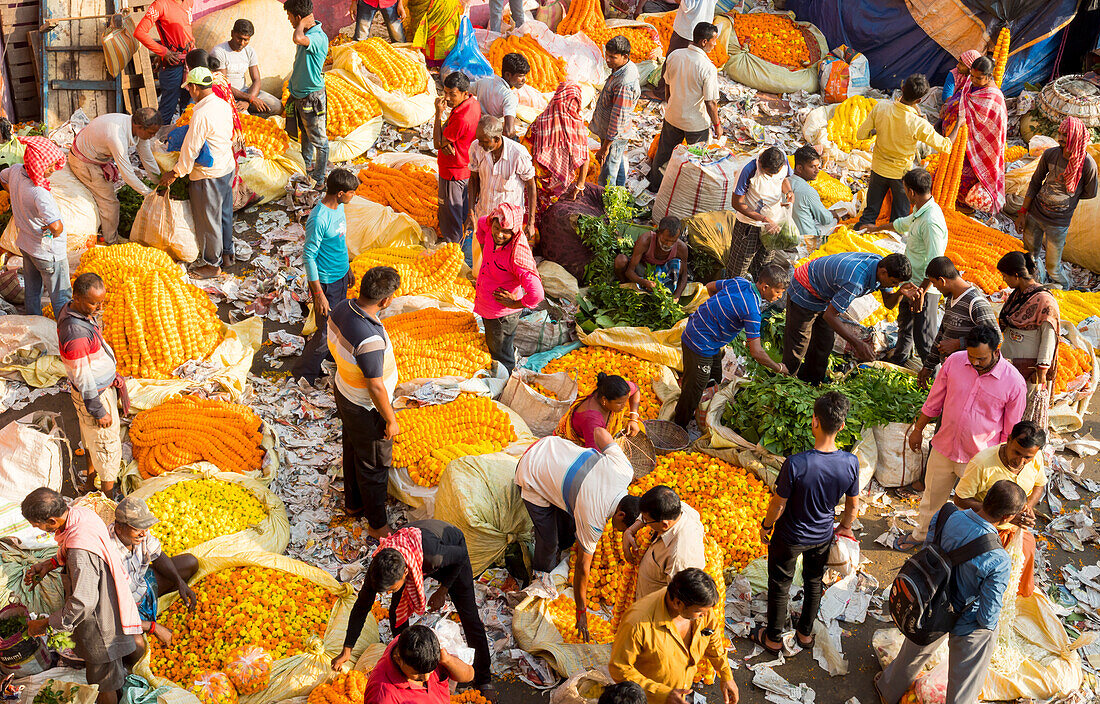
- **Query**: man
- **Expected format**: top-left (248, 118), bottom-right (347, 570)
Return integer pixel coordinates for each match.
top-left (876, 481), bottom-right (1025, 704)
top-left (335, 519), bottom-right (494, 692)
top-left (790, 145), bottom-right (838, 242)
top-left (352, 0), bottom-right (406, 42)
top-left (856, 74), bottom-right (952, 227)
top-left (487, 0), bottom-right (525, 33)
top-left (649, 22), bottom-right (721, 194)
top-left (328, 266), bottom-right (401, 538)
top-left (918, 257), bottom-right (998, 387)
top-left (133, 0), bottom-right (195, 127)
top-left (783, 252), bottom-right (915, 384)
top-left (755, 391), bottom-right (859, 654)
top-left (673, 264), bottom-right (789, 428)
top-left (285, 0), bottom-right (329, 185)
top-left (159, 67), bottom-right (234, 278)
top-left (728, 146), bottom-right (793, 278)
top-left (516, 430), bottom-right (641, 641)
top-left (109, 496), bottom-right (198, 642)
top-left (654, 0), bottom-right (718, 100)
top-left (1016, 115), bottom-right (1098, 289)
top-left (954, 421), bottom-right (1047, 598)
top-left (69, 109), bottom-right (162, 246)
top-left (614, 216), bottom-right (688, 296)
top-left (471, 53), bottom-right (527, 140)
top-left (21, 488), bottom-right (142, 704)
top-left (610, 568), bottom-right (738, 704)
top-left (363, 625), bottom-right (474, 704)
top-left (467, 116), bottom-right (537, 243)
top-left (591, 36), bottom-right (640, 189)
top-left (620, 486), bottom-right (706, 600)
top-left (434, 71), bottom-right (481, 264)
top-left (211, 20), bottom-right (283, 116)
top-left (898, 324), bottom-right (1026, 550)
top-left (862, 168), bottom-right (947, 367)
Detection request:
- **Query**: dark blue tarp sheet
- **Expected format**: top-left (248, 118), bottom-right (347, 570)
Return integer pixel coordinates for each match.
top-left (785, 0), bottom-right (1077, 96)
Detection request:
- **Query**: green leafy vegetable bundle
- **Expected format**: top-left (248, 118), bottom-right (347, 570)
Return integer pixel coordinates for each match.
top-left (0, 612), bottom-right (26, 638)
top-left (33, 682), bottom-right (76, 704)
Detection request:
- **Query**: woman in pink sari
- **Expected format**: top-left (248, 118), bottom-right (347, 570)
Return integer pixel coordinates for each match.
top-left (949, 56), bottom-right (1007, 213)
top-left (939, 49), bottom-right (981, 120)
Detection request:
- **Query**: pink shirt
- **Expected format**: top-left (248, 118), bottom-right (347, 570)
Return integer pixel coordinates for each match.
top-left (921, 350), bottom-right (1026, 463)
top-left (474, 217), bottom-right (545, 320)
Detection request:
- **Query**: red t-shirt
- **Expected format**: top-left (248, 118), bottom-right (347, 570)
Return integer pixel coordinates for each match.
top-left (363, 642), bottom-right (452, 704)
top-left (438, 96), bottom-right (481, 181)
top-left (134, 0), bottom-right (194, 57)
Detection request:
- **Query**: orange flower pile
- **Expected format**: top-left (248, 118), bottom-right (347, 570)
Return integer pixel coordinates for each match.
top-left (349, 245), bottom-right (472, 300)
top-left (644, 12), bottom-right (728, 67)
top-left (392, 396), bottom-right (517, 487)
top-left (240, 115), bottom-right (289, 159)
top-left (992, 27), bottom-right (1010, 87)
top-left (307, 671), bottom-right (366, 704)
top-left (933, 121), bottom-right (968, 209)
top-left (557, 0), bottom-right (658, 62)
top-left (732, 12), bottom-right (810, 69)
top-left (149, 567), bottom-right (335, 687)
top-left (545, 595), bottom-right (616, 644)
top-left (129, 396), bottom-right (265, 478)
top-left (0, 190), bottom-right (9, 213)
top-left (355, 162), bottom-right (438, 228)
top-left (488, 35), bottom-right (566, 93)
top-left (1004, 145), bottom-right (1028, 162)
top-left (942, 209), bottom-right (1024, 293)
top-left (537, 346), bottom-right (664, 419)
top-left (1055, 345), bottom-right (1092, 394)
top-left (384, 308), bottom-right (493, 382)
top-left (451, 692), bottom-right (492, 704)
top-left (353, 37), bottom-right (428, 95)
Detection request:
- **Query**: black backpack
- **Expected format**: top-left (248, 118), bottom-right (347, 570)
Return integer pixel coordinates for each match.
top-left (888, 504), bottom-right (1003, 646)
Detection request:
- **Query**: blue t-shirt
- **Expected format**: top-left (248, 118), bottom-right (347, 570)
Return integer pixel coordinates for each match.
top-left (927, 507), bottom-right (1011, 636)
top-left (289, 22), bottom-right (328, 98)
top-left (303, 201), bottom-right (350, 284)
top-left (774, 449), bottom-right (860, 546)
top-left (682, 278), bottom-right (762, 357)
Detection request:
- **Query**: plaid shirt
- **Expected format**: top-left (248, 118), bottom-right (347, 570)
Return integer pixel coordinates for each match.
top-left (590, 62), bottom-right (640, 141)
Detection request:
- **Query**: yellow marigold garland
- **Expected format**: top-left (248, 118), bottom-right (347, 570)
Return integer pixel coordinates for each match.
top-left (383, 308), bottom-right (493, 382)
top-left (348, 244), bottom-right (473, 301)
top-left (353, 37), bottom-right (427, 95)
top-left (826, 95), bottom-right (876, 152)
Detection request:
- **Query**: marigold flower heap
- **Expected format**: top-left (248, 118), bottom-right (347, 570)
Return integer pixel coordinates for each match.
top-left (189, 671), bottom-right (236, 704)
top-left (307, 671), bottom-right (366, 704)
top-left (556, 0), bottom-right (657, 61)
top-left (354, 162), bottom-right (439, 228)
top-left (732, 12), bottom-right (810, 69)
top-left (942, 209), bottom-right (1024, 293)
top-left (545, 595), bottom-right (616, 644)
top-left (488, 35), bottom-right (566, 93)
top-left (284, 76), bottom-right (381, 139)
top-left (129, 396), bottom-right (265, 478)
top-left (537, 346), bottom-right (664, 419)
top-left (144, 478), bottom-right (268, 556)
top-left (349, 245), bottom-right (472, 301)
top-left (239, 115), bottom-right (289, 159)
top-left (643, 12), bottom-right (728, 67)
top-left (353, 37), bottom-right (427, 95)
top-left (391, 396), bottom-right (517, 487)
top-left (149, 566), bottom-right (335, 687)
top-left (1055, 345), bottom-right (1092, 395)
top-left (1052, 290), bottom-right (1100, 325)
top-left (826, 95), bottom-right (877, 152)
top-left (383, 308), bottom-right (493, 382)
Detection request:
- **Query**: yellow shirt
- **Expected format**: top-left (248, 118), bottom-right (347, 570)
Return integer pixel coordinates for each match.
top-left (955, 443), bottom-right (1047, 528)
top-left (609, 588), bottom-right (733, 704)
top-left (857, 101), bottom-right (953, 180)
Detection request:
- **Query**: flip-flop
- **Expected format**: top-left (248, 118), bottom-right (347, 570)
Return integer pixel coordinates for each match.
top-left (795, 631), bottom-right (815, 650)
top-left (892, 532), bottom-right (920, 552)
top-left (895, 486), bottom-right (921, 499)
top-left (750, 625), bottom-right (783, 655)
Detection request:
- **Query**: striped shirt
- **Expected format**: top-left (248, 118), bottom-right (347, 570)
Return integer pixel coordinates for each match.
top-left (57, 303), bottom-right (118, 419)
top-left (590, 62), bottom-right (640, 142)
top-left (923, 286), bottom-right (998, 371)
top-left (789, 252), bottom-right (888, 314)
top-left (683, 278), bottom-right (762, 356)
top-left (327, 299), bottom-right (398, 410)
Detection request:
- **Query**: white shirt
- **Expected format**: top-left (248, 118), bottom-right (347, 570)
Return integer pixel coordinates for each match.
top-left (468, 137), bottom-right (535, 220)
top-left (73, 113), bottom-right (160, 195)
top-left (664, 45), bottom-right (719, 133)
top-left (211, 41), bottom-right (258, 91)
top-left (515, 436), bottom-right (634, 554)
top-left (673, 0), bottom-right (717, 41)
top-left (174, 93), bottom-right (235, 181)
top-left (471, 76), bottom-right (517, 118)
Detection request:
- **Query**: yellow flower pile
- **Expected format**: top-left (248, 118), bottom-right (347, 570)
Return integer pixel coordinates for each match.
top-left (545, 595), bottom-right (616, 644)
top-left (149, 567), bottom-right (334, 687)
top-left (1052, 290), bottom-right (1100, 325)
top-left (787, 156), bottom-right (852, 207)
top-left (796, 226), bottom-right (898, 325)
top-left (384, 308), bottom-right (493, 382)
top-left (144, 478), bottom-right (268, 556)
top-left (488, 35), bottom-right (566, 93)
top-left (354, 162), bottom-right (439, 228)
top-left (826, 95), bottom-right (877, 152)
top-left (349, 244), bottom-right (473, 301)
top-left (732, 12), bottom-right (811, 69)
top-left (307, 671), bottom-right (366, 704)
top-left (644, 12), bottom-right (728, 68)
top-left (537, 346), bottom-right (664, 419)
top-left (353, 38), bottom-right (428, 95)
top-left (392, 396), bottom-right (517, 487)
top-left (1055, 344), bottom-right (1092, 395)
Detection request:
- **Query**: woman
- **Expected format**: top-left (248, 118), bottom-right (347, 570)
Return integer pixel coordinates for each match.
top-left (946, 56), bottom-right (1007, 213)
top-left (997, 251), bottom-right (1061, 423)
top-left (523, 81), bottom-right (589, 224)
top-left (474, 202), bottom-right (545, 374)
top-left (940, 49), bottom-right (981, 111)
top-left (556, 372), bottom-right (642, 449)
top-left (409, 0), bottom-right (461, 67)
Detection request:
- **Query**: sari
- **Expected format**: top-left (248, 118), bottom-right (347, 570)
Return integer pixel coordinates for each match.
top-left (410, 0), bottom-right (462, 64)
top-left (555, 395), bottom-right (630, 447)
top-left (523, 81), bottom-right (588, 218)
top-left (999, 282), bottom-right (1061, 422)
top-left (952, 83), bottom-right (1007, 212)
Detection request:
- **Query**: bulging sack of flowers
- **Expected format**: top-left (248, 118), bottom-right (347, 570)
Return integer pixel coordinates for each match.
top-left (498, 368), bottom-right (578, 437)
top-left (724, 11), bottom-right (827, 95)
top-left (330, 40), bottom-right (437, 128)
top-left (536, 344), bottom-right (680, 420)
top-left (189, 671), bottom-right (237, 704)
top-left (0, 166), bottom-right (100, 261)
top-left (133, 551), bottom-right (366, 704)
top-left (126, 464), bottom-right (290, 558)
top-left (130, 190), bottom-right (199, 263)
top-left (802, 98), bottom-right (876, 172)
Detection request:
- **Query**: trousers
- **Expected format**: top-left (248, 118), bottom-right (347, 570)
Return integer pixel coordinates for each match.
top-left (293, 276), bottom-right (350, 382)
top-left (69, 156), bottom-right (123, 244)
top-left (782, 298), bottom-right (835, 384)
top-left (765, 537), bottom-right (831, 642)
top-left (673, 344), bottom-right (722, 427)
top-left (912, 448), bottom-right (968, 541)
top-left (335, 389), bottom-right (392, 530)
top-left (71, 387), bottom-right (122, 483)
top-left (879, 629), bottom-right (996, 704)
top-left (354, 1), bottom-right (406, 41)
top-left (857, 171), bottom-right (909, 227)
top-left (600, 138), bottom-right (629, 188)
top-left (524, 500), bottom-right (576, 573)
top-left (890, 293), bottom-right (940, 365)
top-left (189, 170), bottom-right (235, 267)
top-left (286, 90), bottom-right (329, 184)
top-left (649, 120), bottom-right (708, 192)
top-left (1021, 214), bottom-right (1070, 288)
top-left (21, 251), bottom-right (71, 316)
top-left (484, 312), bottom-right (521, 374)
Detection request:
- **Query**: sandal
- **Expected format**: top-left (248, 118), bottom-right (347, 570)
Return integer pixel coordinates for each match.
top-left (749, 625), bottom-right (783, 655)
top-left (895, 486), bottom-right (921, 499)
top-left (795, 631), bottom-right (815, 649)
top-left (891, 532), bottom-right (920, 552)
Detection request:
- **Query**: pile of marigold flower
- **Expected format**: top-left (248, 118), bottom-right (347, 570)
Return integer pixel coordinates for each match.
top-left (451, 692), bottom-right (492, 704)
top-left (488, 35), bottom-right (566, 93)
top-left (943, 209), bottom-right (1024, 293)
top-left (240, 115), bottom-right (289, 159)
top-left (149, 566), bottom-right (335, 687)
top-left (130, 396), bottom-right (265, 478)
top-left (383, 308), bottom-right (493, 382)
top-left (643, 12), bottom-right (728, 67)
top-left (307, 671), bottom-right (366, 704)
top-left (1052, 290), bottom-right (1100, 325)
top-left (545, 594), bottom-right (616, 644)
top-left (536, 346), bottom-right (664, 419)
top-left (392, 396), bottom-right (517, 487)
top-left (807, 170), bottom-right (852, 207)
top-left (826, 95), bottom-right (876, 152)
top-left (354, 162), bottom-right (438, 228)
top-left (1055, 344), bottom-right (1092, 395)
top-left (732, 12), bottom-right (811, 69)
top-left (556, 0), bottom-right (658, 61)
top-left (349, 244), bottom-right (472, 300)
top-left (144, 478), bottom-right (268, 556)
top-left (353, 37), bottom-right (428, 95)
top-left (283, 76), bottom-right (381, 139)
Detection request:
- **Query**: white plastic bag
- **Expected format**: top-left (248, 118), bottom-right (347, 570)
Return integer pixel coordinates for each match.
top-left (825, 533), bottom-right (859, 582)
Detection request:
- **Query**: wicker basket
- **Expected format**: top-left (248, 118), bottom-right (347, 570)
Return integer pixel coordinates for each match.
top-left (643, 419), bottom-right (690, 455)
top-left (617, 432), bottom-right (657, 479)
top-left (1039, 75), bottom-right (1100, 128)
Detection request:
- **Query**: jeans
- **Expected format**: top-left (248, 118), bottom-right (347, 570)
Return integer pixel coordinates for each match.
top-left (484, 312), bottom-right (521, 374)
top-left (673, 344), bottom-right (722, 428)
top-left (157, 62), bottom-right (190, 126)
top-left (189, 170), bottom-right (235, 267)
top-left (293, 275), bottom-right (351, 382)
top-left (1021, 214), bottom-right (1070, 288)
top-left (782, 298), bottom-right (835, 385)
top-left (21, 251), bottom-right (71, 316)
top-left (354, 1), bottom-right (406, 41)
top-left (890, 292), bottom-right (940, 365)
top-left (487, 0), bottom-right (525, 32)
top-left (765, 537), bottom-right (832, 642)
top-left (600, 138), bottom-right (629, 188)
top-left (879, 629), bottom-right (996, 704)
top-left (649, 120), bottom-right (709, 192)
top-left (335, 389), bottom-right (392, 530)
top-left (438, 177), bottom-right (471, 264)
top-left (524, 500), bottom-right (576, 572)
top-left (286, 90), bottom-right (329, 184)
top-left (857, 171), bottom-right (909, 227)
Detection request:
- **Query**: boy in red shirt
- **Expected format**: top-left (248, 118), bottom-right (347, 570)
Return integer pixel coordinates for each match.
top-left (364, 626), bottom-right (473, 704)
top-left (433, 71), bottom-right (480, 266)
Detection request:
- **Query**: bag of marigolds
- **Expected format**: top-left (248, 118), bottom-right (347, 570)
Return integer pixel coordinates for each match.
top-left (189, 671), bottom-right (238, 704)
top-left (224, 645), bottom-right (272, 695)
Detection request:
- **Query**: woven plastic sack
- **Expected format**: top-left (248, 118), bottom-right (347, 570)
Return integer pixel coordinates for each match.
top-left (724, 10), bottom-right (828, 94)
top-left (239, 153), bottom-right (306, 206)
top-left (329, 44), bottom-right (437, 129)
top-left (433, 452), bottom-right (533, 576)
top-left (343, 196), bottom-right (424, 257)
top-left (224, 646), bottom-right (272, 695)
top-left (498, 369), bottom-right (578, 437)
top-left (512, 587), bottom-right (610, 678)
top-left (819, 46), bottom-right (870, 103)
top-left (131, 191), bottom-right (199, 263)
top-left (652, 145), bottom-right (753, 222)
top-left (188, 672), bottom-right (236, 704)
top-left (0, 543), bottom-right (63, 615)
top-left (442, 13), bottom-right (494, 81)
top-left (0, 412), bottom-right (68, 503)
top-left (101, 14), bottom-right (139, 77)
top-left (549, 669), bottom-right (613, 704)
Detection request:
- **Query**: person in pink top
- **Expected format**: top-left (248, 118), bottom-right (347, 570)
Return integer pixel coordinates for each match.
top-left (474, 202), bottom-right (545, 374)
top-left (895, 324), bottom-right (1025, 550)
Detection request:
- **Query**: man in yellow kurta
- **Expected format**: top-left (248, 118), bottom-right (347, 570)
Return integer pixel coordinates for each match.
top-left (609, 568), bottom-right (737, 704)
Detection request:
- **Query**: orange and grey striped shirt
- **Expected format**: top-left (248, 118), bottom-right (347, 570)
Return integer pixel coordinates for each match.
top-left (326, 299), bottom-right (397, 409)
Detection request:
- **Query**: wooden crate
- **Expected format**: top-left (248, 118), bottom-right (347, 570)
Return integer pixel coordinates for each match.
top-left (42, 0), bottom-right (119, 127)
top-left (0, 0), bottom-right (42, 121)
top-left (120, 4), bottom-right (156, 113)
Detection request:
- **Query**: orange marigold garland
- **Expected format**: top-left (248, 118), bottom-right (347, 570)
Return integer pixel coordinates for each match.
top-left (556, 0), bottom-right (658, 62)
top-left (643, 12), bottom-right (728, 68)
top-left (307, 671), bottom-right (367, 704)
top-left (383, 308), bottom-right (493, 382)
top-left (353, 37), bottom-right (427, 95)
top-left (355, 162), bottom-right (438, 228)
top-left (991, 27), bottom-right (1010, 88)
